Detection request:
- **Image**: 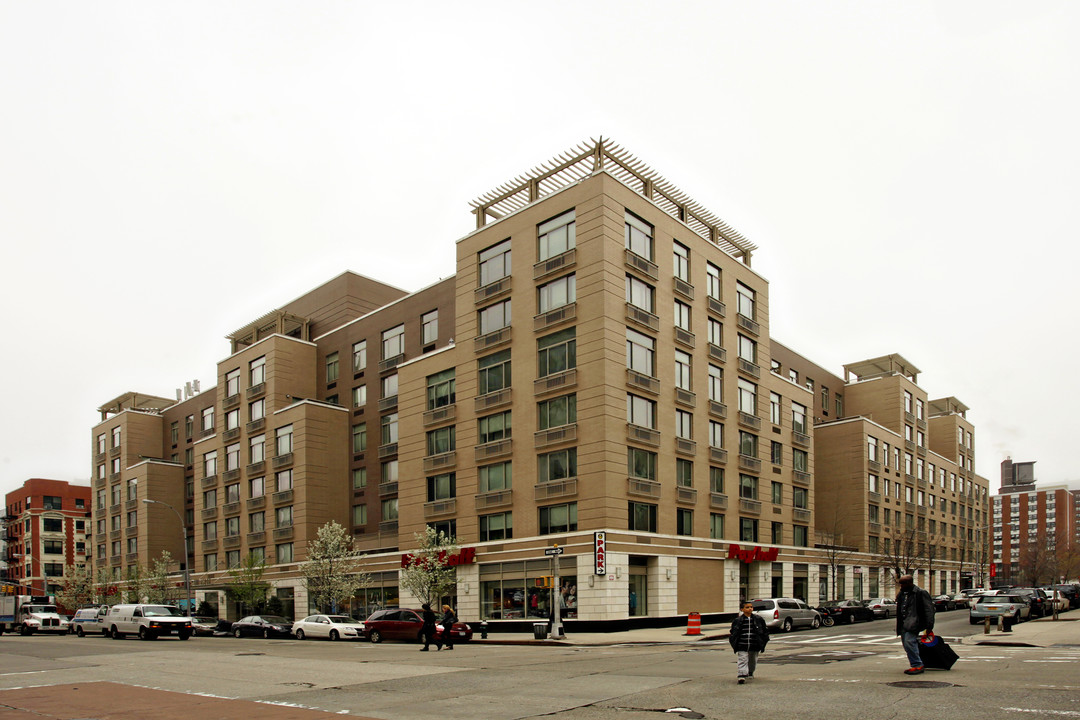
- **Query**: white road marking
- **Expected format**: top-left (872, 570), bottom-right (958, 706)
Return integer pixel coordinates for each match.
top-left (1001, 709), bottom-right (1080, 717)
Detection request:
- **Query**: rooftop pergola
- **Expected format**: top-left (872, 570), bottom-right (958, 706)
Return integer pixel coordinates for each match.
top-left (97, 391), bottom-right (176, 420)
top-left (929, 396), bottom-right (970, 418)
top-left (227, 309), bottom-right (310, 353)
top-left (470, 137), bottom-right (758, 265)
top-left (843, 354), bottom-right (922, 384)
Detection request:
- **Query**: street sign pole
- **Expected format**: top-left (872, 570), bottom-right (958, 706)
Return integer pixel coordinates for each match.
top-left (546, 545), bottom-right (565, 639)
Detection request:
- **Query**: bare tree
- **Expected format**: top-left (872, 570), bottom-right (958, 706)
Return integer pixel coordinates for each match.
top-left (874, 525), bottom-right (923, 585)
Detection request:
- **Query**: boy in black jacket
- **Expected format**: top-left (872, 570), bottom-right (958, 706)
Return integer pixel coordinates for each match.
top-left (729, 601), bottom-right (769, 684)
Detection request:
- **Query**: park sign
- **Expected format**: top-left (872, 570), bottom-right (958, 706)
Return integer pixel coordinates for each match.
top-left (594, 532), bottom-right (607, 575)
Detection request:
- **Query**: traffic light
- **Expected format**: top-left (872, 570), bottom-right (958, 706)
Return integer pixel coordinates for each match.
top-left (535, 576), bottom-right (554, 589)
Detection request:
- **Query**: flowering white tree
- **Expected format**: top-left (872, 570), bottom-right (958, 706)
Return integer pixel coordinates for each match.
top-left (301, 521), bottom-right (369, 613)
top-left (146, 551), bottom-right (178, 605)
top-left (398, 527), bottom-right (458, 607)
top-left (55, 563), bottom-right (94, 611)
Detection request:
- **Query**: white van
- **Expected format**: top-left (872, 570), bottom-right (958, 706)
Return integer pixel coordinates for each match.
top-left (106, 604), bottom-right (193, 640)
top-left (71, 606), bottom-right (110, 636)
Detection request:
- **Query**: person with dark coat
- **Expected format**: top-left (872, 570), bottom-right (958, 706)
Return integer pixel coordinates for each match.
top-left (895, 574), bottom-right (935, 674)
top-left (728, 600), bottom-right (769, 683)
top-left (420, 603), bottom-right (437, 651)
top-left (436, 604), bottom-right (457, 651)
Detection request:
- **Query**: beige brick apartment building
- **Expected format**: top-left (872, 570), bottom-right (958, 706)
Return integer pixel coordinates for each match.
top-left (89, 139), bottom-right (990, 625)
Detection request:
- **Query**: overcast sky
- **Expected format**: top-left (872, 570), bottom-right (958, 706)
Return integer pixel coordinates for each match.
top-left (2, 1), bottom-right (1078, 503)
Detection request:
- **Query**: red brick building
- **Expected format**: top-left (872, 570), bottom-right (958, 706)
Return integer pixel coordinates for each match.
top-left (3, 479), bottom-right (92, 595)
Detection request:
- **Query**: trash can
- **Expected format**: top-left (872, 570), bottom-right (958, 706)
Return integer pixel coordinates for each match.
top-left (533, 622), bottom-right (548, 640)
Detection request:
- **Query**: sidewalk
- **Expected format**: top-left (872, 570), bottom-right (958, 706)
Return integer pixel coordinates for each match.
top-left (964, 613), bottom-right (1080, 648)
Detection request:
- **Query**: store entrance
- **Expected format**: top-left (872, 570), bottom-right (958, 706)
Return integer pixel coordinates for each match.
top-left (628, 574), bottom-right (648, 616)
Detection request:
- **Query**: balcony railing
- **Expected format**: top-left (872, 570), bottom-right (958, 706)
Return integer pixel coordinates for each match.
top-left (222, 502), bottom-right (241, 516)
top-left (246, 461), bottom-right (265, 476)
top-left (247, 531), bottom-right (265, 545)
top-left (201, 507), bottom-right (218, 520)
top-left (793, 471), bottom-right (811, 487)
top-left (246, 383), bottom-right (265, 399)
top-left (709, 447), bottom-right (729, 464)
top-left (223, 394), bottom-right (241, 410)
top-left (476, 388), bottom-right (512, 412)
top-left (424, 499), bottom-right (457, 518)
top-left (736, 313), bottom-right (760, 336)
top-left (378, 481), bottom-right (398, 497)
top-left (475, 276), bottom-right (511, 304)
top-left (533, 303), bottom-right (576, 332)
top-left (223, 536), bottom-right (241, 549)
top-left (707, 297), bottom-right (726, 317)
top-left (792, 432), bottom-right (811, 448)
top-left (626, 424), bottom-right (660, 447)
top-left (201, 474), bottom-right (218, 488)
top-left (201, 539), bottom-right (218, 551)
top-left (626, 369), bottom-right (660, 395)
top-left (625, 303), bottom-right (660, 332)
top-left (676, 486), bottom-right (698, 504)
top-left (474, 489), bottom-right (513, 510)
top-left (625, 249), bottom-right (658, 280)
top-left (792, 508), bottom-right (811, 523)
top-left (707, 343), bottom-right (727, 363)
top-left (739, 498), bottom-right (762, 514)
top-left (379, 353), bottom-right (405, 373)
top-left (378, 395), bottom-right (398, 412)
top-left (474, 326), bottom-right (512, 352)
top-left (738, 412), bottom-right (761, 430)
top-left (246, 418), bottom-right (265, 434)
top-left (674, 326), bottom-right (695, 348)
top-left (534, 478), bottom-right (577, 501)
top-left (271, 453), bottom-right (293, 470)
top-left (535, 368), bottom-right (577, 396)
top-left (675, 388), bottom-right (696, 408)
top-left (273, 527), bottom-right (294, 541)
top-left (708, 400), bottom-right (727, 419)
top-left (675, 437), bottom-right (697, 456)
top-left (737, 358), bottom-right (760, 379)
top-left (673, 277), bottom-right (694, 300)
top-left (533, 249), bottom-right (575, 281)
top-left (868, 460), bottom-right (881, 473)
top-left (378, 520), bottom-right (399, 534)
top-left (424, 404), bottom-right (457, 427)
top-left (738, 454), bottom-right (761, 473)
top-left (378, 442), bottom-right (398, 459)
top-left (710, 492), bottom-right (728, 510)
top-left (248, 496), bottom-right (265, 510)
top-left (868, 522), bottom-right (882, 535)
top-left (272, 489), bottom-right (293, 505)
top-left (423, 451), bottom-right (457, 473)
top-left (534, 424), bottom-right (577, 449)
top-left (222, 468), bottom-right (240, 483)
top-left (475, 438), bottom-right (512, 462)
top-left (627, 477), bottom-right (661, 498)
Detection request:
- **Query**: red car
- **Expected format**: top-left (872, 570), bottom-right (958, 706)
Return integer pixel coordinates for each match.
top-left (362, 608), bottom-right (473, 644)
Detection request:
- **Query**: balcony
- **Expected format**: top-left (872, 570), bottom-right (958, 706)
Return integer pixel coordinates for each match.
top-left (475, 439), bottom-right (512, 462)
top-left (95, 475), bottom-right (106, 488)
top-left (246, 383), bottom-right (265, 399)
top-left (109, 446), bottom-right (121, 458)
top-left (125, 552), bottom-right (139, 562)
top-left (793, 471), bottom-right (810, 487)
top-left (246, 418), bottom-right (265, 434)
top-left (708, 400), bottom-right (728, 419)
top-left (201, 507), bottom-right (218, 520)
top-left (201, 474), bottom-right (218, 488)
top-left (675, 437), bottom-right (697, 456)
top-left (675, 388), bottom-right (696, 408)
top-left (109, 472), bottom-right (121, 483)
top-left (792, 508), bottom-right (811, 524)
top-left (707, 296), bottom-right (727, 317)
top-left (271, 453), bottom-right (293, 470)
top-left (272, 489), bottom-right (293, 505)
top-left (904, 439), bottom-right (916, 452)
top-left (738, 411), bottom-right (761, 431)
top-left (739, 498), bottom-right (762, 515)
top-left (534, 423), bottom-right (577, 449)
top-left (379, 353), bottom-right (405, 373)
top-left (125, 526), bottom-right (137, 537)
top-left (709, 447), bottom-right (729, 464)
top-left (868, 491), bottom-right (881, 504)
top-left (533, 303), bottom-right (576, 332)
top-left (904, 411), bottom-right (916, 424)
top-left (474, 489), bottom-right (513, 510)
top-left (676, 486), bottom-right (698, 504)
top-left (476, 388), bottom-right (512, 412)
top-left (245, 531), bottom-right (265, 545)
top-left (626, 424), bottom-right (660, 447)
top-left (534, 248), bottom-right (575, 281)
top-left (423, 451), bottom-right (457, 473)
top-left (736, 313), bottom-right (760, 337)
top-left (737, 358), bottom-right (760, 379)
top-left (273, 527), bottom-right (294, 541)
top-left (534, 478), bottom-right (577, 501)
top-left (707, 343), bottom-right (727, 363)
top-left (125, 498), bottom-right (138, 510)
top-left (222, 468), bottom-right (240, 483)
top-left (199, 427), bottom-right (215, 439)
top-left (246, 461), bottom-right (266, 476)
top-left (535, 368), bottom-right (577, 396)
top-left (378, 520), bottom-right (399, 534)
top-left (201, 539), bottom-right (218, 552)
top-left (868, 522), bottom-right (882, 535)
top-left (111, 555), bottom-right (121, 566)
top-left (624, 249), bottom-right (658, 280)
top-left (475, 276), bottom-right (511, 304)
top-left (738, 454), bottom-right (762, 473)
top-left (627, 477), bottom-right (661, 498)
top-left (917, 446), bottom-right (927, 457)
top-left (625, 303), bottom-right (660, 332)
top-left (917, 418), bottom-right (927, 430)
top-left (868, 459), bottom-right (881, 473)
top-left (626, 369), bottom-right (660, 395)
top-left (474, 326), bottom-right (512, 353)
top-left (673, 277), bottom-right (694, 301)
top-left (424, 499), bottom-right (457, 518)
top-left (378, 442), bottom-right (398, 459)
top-left (674, 326), bottom-right (695, 349)
top-left (223, 536), bottom-right (241, 549)
top-left (222, 502), bottom-right (241, 516)
top-left (378, 395), bottom-right (398, 412)
top-left (379, 481), bottom-right (398, 497)
top-left (792, 432), bottom-right (811, 448)
top-left (424, 404), bottom-right (456, 427)
top-left (223, 394), bottom-right (241, 410)
top-left (710, 492), bottom-right (728, 510)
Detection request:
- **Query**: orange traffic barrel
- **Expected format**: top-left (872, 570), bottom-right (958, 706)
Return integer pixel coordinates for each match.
top-left (685, 611), bottom-right (701, 635)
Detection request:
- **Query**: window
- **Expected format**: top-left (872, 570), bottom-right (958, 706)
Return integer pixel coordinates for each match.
top-left (352, 468), bottom-right (367, 489)
top-left (352, 340), bottom-right (367, 373)
top-left (626, 328), bottom-right (656, 376)
top-left (352, 385), bottom-right (367, 408)
top-left (738, 379), bottom-right (757, 414)
top-left (771, 521), bottom-right (783, 544)
top-left (709, 421), bottom-right (724, 448)
top-left (225, 550), bottom-right (241, 568)
top-left (250, 355), bottom-right (266, 386)
top-left (709, 365), bottom-right (724, 402)
top-left (325, 352), bottom-right (339, 384)
top-left (382, 373), bottom-right (398, 399)
top-left (170, 422), bottom-right (179, 444)
top-left (225, 443), bottom-right (240, 472)
top-left (676, 458), bottom-right (694, 487)
top-left (708, 318), bottom-right (723, 347)
top-left (538, 394), bottom-right (576, 430)
top-left (479, 512), bottom-right (513, 541)
top-left (126, 538), bottom-right (137, 555)
top-left (426, 426), bottom-right (456, 455)
top-left (275, 425), bottom-right (293, 456)
top-left (276, 543), bottom-right (294, 563)
top-left (739, 431), bottom-right (758, 458)
top-left (628, 447), bottom-right (657, 480)
top-left (250, 477), bottom-right (265, 498)
top-left (203, 489), bottom-right (217, 509)
top-left (793, 487), bottom-right (808, 509)
top-left (791, 403), bottom-right (807, 434)
top-left (627, 394), bottom-right (656, 428)
top-left (625, 212), bottom-right (653, 260)
top-left (225, 516), bottom-right (240, 537)
top-left (793, 449), bottom-right (808, 473)
top-left (710, 513), bottom-right (725, 539)
top-left (674, 300), bottom-right (691, 331)
top-left (249, 511), bottom-right (265, 533)
top-left (538, 328), bottom-right (577, 377)
top-left (867, 436), bottom-right (878, 462)
top-left (276, 469), bottom-right (293, 491)
top-left (250, 398), bottom-right (265, 422)
top-left (478, 412), bottom-right (510, 444)
top-left (97, 433), bottom-right (107, 454)
top-left (381, 460), bottom-right (398, 483)
top-left (793, 525), bottom-right (808, 547)
top-left (275, 506), bottom-right (293, 528)
top-left (353, 423), bottom-right (367, 453)
top-left (737, 334), bottom-right (757, 364)
top-left (628, 501), bottom-right (657, 532)
top-left (382, 324), bottom-right (405, 360)
top-left (381, 413), bottom-right (398, 445)
top-left (740, 517), bottom-right (758, 542)
top-left (625, 275), bottom-right (655, 313)
top-left (770, 392), bottom-right (781, 425)
top-left (904, 390), bottom-right (913, 414)
top-left (739, 474), bottom-right (758, 500)
top-left (771, 441), bottom-right (782, 465)
top-left (382, 498), bottom-right (399, 521)
top-left (427, 473), bottom-right (456, 502)
top-left (225, 408), bottom-right (240, 431)
top-left (478, 350), bottom-right (511, 394)
top-left (538, 210), bottom-right (576, 261)
top-left (478, 299), bottom-right (512, 335)
top-left (538, 448), bottom-right (576, 482)
top-left (478, 238), bottom-right (511, 287)
top-left (203, 450), bottom-right (218, 477)
top-left (706, 262), bottom-right (721, 300)
top-left (225, 368), bottom-right (240, 397)
top-left (421, 310), bottom-right (439, 346)
top-left (111, 484), bottom-right (122, 506)
top-left (479, 461), bottom-right (512, 492)
top-left (675, 409), bottom-right (693, 440)
top-left (736, 282), bottom-right (755, 320)
top-left (225, 483), bottom-right (240, 504)
top-left (668, 350), bottom-right (692, 393)
top-left (539, 502), bottom-right (577, 534)
top-left (710, 467), bottom-right (725, 493)
top-left (672, 241), bottom-right (691, 281)
top-left (185, 415), bottom-right (194, 438)
top-left (126, 481), bottom-right (137, 501)
top-left (426, 369), bottom-right (456, 409)
top-left (538, 274), bottom-right (575, 312)
top-left (771, 481), bottom-right (783, 504)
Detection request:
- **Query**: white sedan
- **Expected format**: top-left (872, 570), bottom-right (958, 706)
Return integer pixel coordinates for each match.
top-left (292, 614), bottom-right (366, 641)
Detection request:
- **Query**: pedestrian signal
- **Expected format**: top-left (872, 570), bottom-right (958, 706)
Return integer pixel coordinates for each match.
top-left (535, 576), bottom-right (554, 589)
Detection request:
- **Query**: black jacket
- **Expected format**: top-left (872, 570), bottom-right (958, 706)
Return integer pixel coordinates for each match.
top-left (728, 613), bottom-right (769, 653)
top-left (441, 609), bottom-right (457, 627)
top-left (895, 586), bottom-right (935, 635)
top-left (422, 608), bottom-right (437, 631)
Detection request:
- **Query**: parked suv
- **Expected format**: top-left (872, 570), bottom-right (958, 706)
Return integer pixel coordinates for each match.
top-left (750, 598), bottom-right (821, 632)
top-left (1011, 588), bottom-right (1050, 618)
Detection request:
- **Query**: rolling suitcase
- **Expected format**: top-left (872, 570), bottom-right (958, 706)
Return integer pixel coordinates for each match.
top-left (918, 631), bottom-right (959, 670)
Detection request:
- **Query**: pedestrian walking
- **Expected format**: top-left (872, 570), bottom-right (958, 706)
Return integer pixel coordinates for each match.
top-left (728, 600), bottom-right (769, 684)
top-left (420, 603), bottom-right (437, 651)
top-left (436, 604), bottom-right (457, 651)
top-left (895, 574), bottom-right (935, 675)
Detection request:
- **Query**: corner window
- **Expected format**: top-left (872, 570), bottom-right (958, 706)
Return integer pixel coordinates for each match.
top-left (479, 239), bottom-right (512, 287)
top-left (624, 212), bottom-right (653, 261)
top-left (539, 502), bottom-right (577, 534)
top-left (538, 210), bottom-right (576, 261)
top-left (250, 356), bottom-right (266, 386)
top-left (736, 282), bottom-right (756, 320)
top-left (625, 275), bottom-right (655, 313)
top-left (673, 241), bottom-right (690, 282)
top-left (538, 274), bottom-right (575, 313)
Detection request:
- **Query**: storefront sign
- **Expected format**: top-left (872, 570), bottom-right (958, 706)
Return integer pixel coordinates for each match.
top-left (594, 532), bottom-right (607, 575)
top-left (726, 544), bottom-right (779, 563)
top-left (400, 546), bottom-right (476, 569)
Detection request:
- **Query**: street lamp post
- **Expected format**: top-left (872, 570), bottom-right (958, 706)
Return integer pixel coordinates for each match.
top-left (142, 499), bottom-right (192, 614)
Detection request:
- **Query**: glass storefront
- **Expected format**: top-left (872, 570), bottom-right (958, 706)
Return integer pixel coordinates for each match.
top-left (480, 559), bottom-right (577, 620)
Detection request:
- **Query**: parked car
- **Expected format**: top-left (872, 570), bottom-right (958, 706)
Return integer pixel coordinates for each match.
top-left (969, 594), bottom-right (1031, 625)
top-left (817, 599), bottom-right (876, 626)
top-left (933, 595), bottom-right (956, 611)
top-left (105, 604), bottom-right (192, 640)
top-left (293, 614), bottom-right (367, 641)
top-left (190, 616), bottom-right (220, 637)
top-left (863, 598), bottom-right (896, 618)
top-left (70, 606), bottom-right (110, 637)
top-left (361, 608), bottom-right (474, 643)
top-left (1047, 584), bottom-right (1080, 609)
top-left (950, 593), bottom-right (971, 609)
top-left (1010, 588), bottom-right (1050, 618)
top-left (231, 615), bottom-right (295, 639)
top-left (750, 598), bottom-right (821, 632)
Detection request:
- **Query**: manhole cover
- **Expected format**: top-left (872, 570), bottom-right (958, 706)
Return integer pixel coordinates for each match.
top-left (887, 680), bottom-right (954, 689)
top-left (235, 652), bottom-right (265, 656)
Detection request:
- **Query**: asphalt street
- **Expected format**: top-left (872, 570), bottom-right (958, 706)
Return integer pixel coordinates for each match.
top-left (1, 610), bottom-right (1078, 720)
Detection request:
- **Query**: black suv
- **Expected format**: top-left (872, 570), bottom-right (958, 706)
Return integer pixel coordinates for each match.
top-left (1011, 588), bottom-right (1050, 618)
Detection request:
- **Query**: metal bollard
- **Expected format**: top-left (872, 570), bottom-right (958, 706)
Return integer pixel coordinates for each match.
top-left (480, 621), bottom-right (488, 640)
top-left (984, 617), bottom-right (990, 634)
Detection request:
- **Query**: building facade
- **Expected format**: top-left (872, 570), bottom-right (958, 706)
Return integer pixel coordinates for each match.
top-left (3, 479), bottom-right (92, 595)
top-left (89, 139), bottom-right (990, 624)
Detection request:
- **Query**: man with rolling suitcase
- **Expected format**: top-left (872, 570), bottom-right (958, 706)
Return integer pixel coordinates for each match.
top-left (895, 574), bottom-right (935, 674)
